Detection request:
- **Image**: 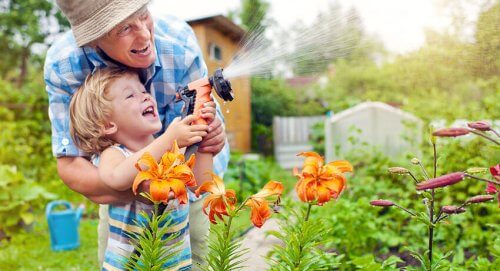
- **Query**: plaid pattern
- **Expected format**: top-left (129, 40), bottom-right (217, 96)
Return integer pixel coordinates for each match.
top-left (44, 15), bottom-right (229, 176)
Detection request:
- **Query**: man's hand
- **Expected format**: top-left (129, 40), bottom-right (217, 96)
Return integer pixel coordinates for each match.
top-left (198, 115), bottom-right (225, 155)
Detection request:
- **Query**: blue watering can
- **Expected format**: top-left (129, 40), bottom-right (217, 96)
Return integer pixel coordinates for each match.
top-left (45, 200), bottom-right (84, 251)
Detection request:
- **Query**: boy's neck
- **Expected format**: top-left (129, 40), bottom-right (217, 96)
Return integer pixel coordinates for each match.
top-left (112, 133), bottom-right (155, 153)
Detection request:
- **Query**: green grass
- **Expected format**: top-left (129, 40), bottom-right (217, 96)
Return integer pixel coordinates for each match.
top-left (0, 210), bottom-right (254, 270)
top-left (0, 217), bottom-right (98, 270)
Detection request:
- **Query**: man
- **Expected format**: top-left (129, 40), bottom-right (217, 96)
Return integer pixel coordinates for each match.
top-left (44, 0), bottom-right (229, 268)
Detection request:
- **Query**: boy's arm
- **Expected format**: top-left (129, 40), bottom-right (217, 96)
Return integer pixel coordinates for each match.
top-left (57, 156), bottom-right (135, 204)
top-left (98, 133), bottom-right (175, 191)
top-left (192, 152), bottom-right (213, 189)
top-left (97, 115), bottom-right (206, 191)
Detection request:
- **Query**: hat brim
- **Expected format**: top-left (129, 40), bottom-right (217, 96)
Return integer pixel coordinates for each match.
top-left (73, 0), bottom-right (151, 46)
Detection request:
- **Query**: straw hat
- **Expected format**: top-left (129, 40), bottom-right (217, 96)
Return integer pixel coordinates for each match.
top-left (56, 0), bottom-right (151, 46)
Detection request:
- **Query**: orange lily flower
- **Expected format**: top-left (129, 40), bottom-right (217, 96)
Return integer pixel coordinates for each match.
top-left (245, 180), bottom-right (283, 228)
top-left (195, 173), bottom-right (237, 224)
top-left (294, 152), bottom-right (353, 205)
top-left (132, 141), bottom-right (197, 204)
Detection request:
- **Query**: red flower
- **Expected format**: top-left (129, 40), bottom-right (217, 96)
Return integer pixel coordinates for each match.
top-left (432, 128), bottom-right (469, 137)
top-left (370, 200), bottom-right (395, 207)
top-left (294, 152), bottom-right (353, 205)
top-left (486, 165), bottom-right (500, 207)
top-left (441, 205), bottom-right (466, 214)
top-left (416, 172), bottom-right (465, 190)
top-left (467, 121), bottom-right (491, 131)
top-left (245, 181), bottom-right (283, 228)
top-left (466, 195), bottom-right (495, 204)
top-left (195, 173), bottom-right (237, 224)
top-left (133, 141), bottom-right (196, 204)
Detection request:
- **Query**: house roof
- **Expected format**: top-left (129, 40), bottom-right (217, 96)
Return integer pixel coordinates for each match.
top-left (285, 76), bottom-right (318, 88)
top-left (187, 15), bottom-right (246, 42)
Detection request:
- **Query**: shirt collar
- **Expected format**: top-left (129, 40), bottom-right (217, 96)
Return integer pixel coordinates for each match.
top-left (81, 42), bottom-right (162, 86)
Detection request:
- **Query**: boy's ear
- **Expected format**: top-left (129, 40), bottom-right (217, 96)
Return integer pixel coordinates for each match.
top-left (103, 122), bottom-right (117, 135)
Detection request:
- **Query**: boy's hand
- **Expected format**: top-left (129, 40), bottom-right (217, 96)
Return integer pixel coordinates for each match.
top-left (200, 101), bottom-right (216, 124)
top-left (167, 115), bottom-right (208, 148)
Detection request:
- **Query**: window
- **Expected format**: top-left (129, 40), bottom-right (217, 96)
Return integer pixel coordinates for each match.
top-left (209, 43), bottom-right (222, 61)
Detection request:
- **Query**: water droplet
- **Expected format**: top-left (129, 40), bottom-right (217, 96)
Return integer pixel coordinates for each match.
top-left (226, 109), bottom-right (230, 114)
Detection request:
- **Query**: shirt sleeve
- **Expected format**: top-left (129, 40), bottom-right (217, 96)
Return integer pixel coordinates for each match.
top-left (44, 41), bottom-right (89, 158)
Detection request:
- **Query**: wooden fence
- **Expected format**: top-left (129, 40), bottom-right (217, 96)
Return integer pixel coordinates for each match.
top-left (273, 115), bottom-right (325, 169)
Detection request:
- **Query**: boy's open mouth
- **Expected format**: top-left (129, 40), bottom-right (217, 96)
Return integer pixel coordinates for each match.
top-left (142, 105), bottom-right (156, 117)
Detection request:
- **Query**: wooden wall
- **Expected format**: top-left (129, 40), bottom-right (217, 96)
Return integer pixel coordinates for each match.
top-left (190, 23), bottom-right (251, 152)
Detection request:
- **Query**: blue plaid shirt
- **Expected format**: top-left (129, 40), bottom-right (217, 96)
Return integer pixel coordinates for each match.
top-left (44, 15), bottom-right (229, 176)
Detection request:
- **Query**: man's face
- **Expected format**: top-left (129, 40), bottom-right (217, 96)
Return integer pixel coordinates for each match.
top-left (95, 8), bottom-right (156, 69)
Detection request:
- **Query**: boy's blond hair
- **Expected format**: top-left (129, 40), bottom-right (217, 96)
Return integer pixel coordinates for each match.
top-left (70, 68), bottom-right (139, 154)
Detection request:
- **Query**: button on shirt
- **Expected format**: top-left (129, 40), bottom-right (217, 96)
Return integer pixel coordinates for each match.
top-left (44, 15), bottom-right (229, 175)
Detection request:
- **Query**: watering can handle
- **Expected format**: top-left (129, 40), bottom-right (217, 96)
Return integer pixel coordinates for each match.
top-left (75, 204), bottom-right (85, 226)
top-left (45, 200), bottom-right (72, 218)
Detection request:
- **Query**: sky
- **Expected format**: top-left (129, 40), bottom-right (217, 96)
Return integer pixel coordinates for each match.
top-left (150, 0), bottom-right (479, 54)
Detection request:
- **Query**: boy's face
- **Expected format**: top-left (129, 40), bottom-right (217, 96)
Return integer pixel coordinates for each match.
top-left (107, 74), bottom-right (162, 137)
top-left (95, 8), bottom-right (156, 69)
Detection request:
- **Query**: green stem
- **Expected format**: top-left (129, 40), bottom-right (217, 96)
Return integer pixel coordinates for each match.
top-left (491, 129), bottom-right (500, 138)
top-left (224, 198), bottom-right (249, 240)
top-left (295, 204), bottom-right (314, 269)
top-left (394, 204), bottom-right (417, 216)
top-left (408, 171), bottom-right (420, 184)
top-left (465, 173), bottom-right (500, 185)
top-left (428, 141), bottom-right (437, 269)
top-left (418, 161), bottom-right (430, 180)
top-left (305, 203), bottom-right (313, 222)
top-left (437, 214), bottom-right (449, 223)
top-left (429, 190), bottom-right (435, 269)
top-left (468, 129), bottom-right (500, 145)
top-left (433, 142), bottom-right (437, 179)
top-left (433, 209), bottom-right (443, 224)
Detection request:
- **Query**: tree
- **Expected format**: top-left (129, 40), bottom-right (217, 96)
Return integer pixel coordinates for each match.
top-left (472, 2), bottom-right (499, 77)
top-left (0, 0), bottom-right (68, 86)
top-left (239, 0), bottom-right (270, 32)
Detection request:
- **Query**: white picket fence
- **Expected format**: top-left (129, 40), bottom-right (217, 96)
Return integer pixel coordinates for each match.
top-left (273, 115), bottom-right (326, 169)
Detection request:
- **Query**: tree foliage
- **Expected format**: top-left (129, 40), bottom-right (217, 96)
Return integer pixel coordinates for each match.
top-left (239, 0), bottom-right (270, 32)
top-left (0, 0), bottom-right (68, 85)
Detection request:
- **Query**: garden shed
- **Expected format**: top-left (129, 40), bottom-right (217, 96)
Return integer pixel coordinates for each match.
top-left (188, 15), bottom-right (251, 152)
top-left (325, 102), bottom-right (423, 161)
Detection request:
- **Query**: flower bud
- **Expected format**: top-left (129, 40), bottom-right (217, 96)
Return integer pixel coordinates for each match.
top-left (465, 167), bottom-right (488, 174)
top-left (388, 167), bottom-right (410, 175)
top-left (370, 200), bottom-right (395, 207)
top-left (466, 195), bottom-right (494, 204)
top-left (411, 158), bottom-right (420, 165)
top-left (467, 121), bottom-right (491, 131)
top-left (416, 172), bottom-right (465, 190)
top-left (432, 128), bottom-right (470, 137)
top-left (441, 205), bottom-right (466, 214)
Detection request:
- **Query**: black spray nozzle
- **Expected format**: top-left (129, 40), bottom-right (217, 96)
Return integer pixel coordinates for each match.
top-left (209, 68), bottom-right (234, 101)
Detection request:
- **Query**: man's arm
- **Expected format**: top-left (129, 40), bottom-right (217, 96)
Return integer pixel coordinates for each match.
top-left (57, 157), bottom-right (135, 204)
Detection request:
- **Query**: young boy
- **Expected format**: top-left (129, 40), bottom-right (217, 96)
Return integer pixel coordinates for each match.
top-left (69, 67), bottom-right (214, 270)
